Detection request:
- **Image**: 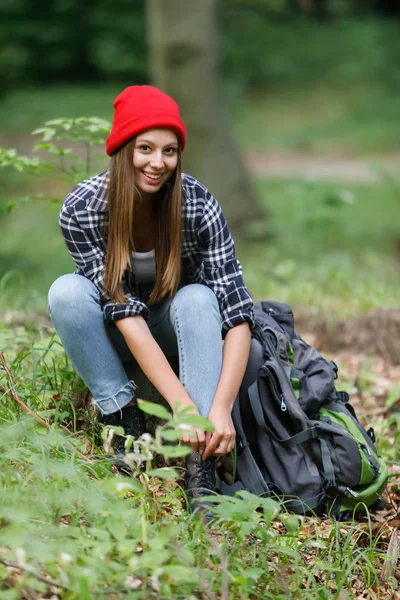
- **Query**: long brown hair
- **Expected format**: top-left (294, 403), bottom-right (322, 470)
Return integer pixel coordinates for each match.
top-left (104, 138), bottom-right (182, 305)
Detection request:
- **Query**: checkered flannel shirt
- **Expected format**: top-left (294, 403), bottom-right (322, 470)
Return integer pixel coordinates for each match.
top-left (59, 171), bottom-right (254, 335)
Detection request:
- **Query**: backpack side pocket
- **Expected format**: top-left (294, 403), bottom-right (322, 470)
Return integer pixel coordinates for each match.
top-left (319, 408), bottom-right (380, 490)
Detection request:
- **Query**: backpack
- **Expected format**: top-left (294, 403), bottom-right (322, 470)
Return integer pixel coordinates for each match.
top-left (220, 301), bottom-right (388, 518)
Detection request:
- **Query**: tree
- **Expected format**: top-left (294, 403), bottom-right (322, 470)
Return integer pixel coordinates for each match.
top-left (146, 0), bottom-right (264, 233)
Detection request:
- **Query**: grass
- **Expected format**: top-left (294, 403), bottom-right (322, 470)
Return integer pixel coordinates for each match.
top-left (0, 84), bottom-right (123, 135)
top-left (1, 174), bottom-right (399, 319)
top-left (0, 325), bottom-right (398, 599)
top-left (232, 81), bottom-right (400, 155)
top-left (240, 176), bottom-right (400, 319)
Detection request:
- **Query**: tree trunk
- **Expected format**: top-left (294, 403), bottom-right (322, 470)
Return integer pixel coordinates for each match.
top-left (146, 0), bottom-right (264, 233)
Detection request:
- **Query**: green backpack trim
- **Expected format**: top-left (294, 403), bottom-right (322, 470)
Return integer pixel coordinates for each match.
top-left (319, 407), bottom-right (388, 511)
top-left (338, 458), bottom-right (389, 513)
top-left (288, 344), bottom-right (301, 399)
top-left (291, 377), bottom-right (300, 399)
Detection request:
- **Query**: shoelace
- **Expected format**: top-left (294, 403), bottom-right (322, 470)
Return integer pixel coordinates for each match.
top-left (187, 453), bottom-right (215, 493)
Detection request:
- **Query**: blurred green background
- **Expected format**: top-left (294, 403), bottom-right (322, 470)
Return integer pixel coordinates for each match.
top-left (1, 0), bottom-right (400, 319)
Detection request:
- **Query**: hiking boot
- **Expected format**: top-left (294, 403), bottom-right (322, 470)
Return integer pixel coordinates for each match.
top-left (185, 452), bottom-right (216, 522)
top-left (100, 402), bottom-right (147, 457)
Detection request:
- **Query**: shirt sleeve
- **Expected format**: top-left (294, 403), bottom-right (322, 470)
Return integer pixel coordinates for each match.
top-left (197, 191), bottom-right (254, 335)
top-left (59, 204), bottom-right (148, 324)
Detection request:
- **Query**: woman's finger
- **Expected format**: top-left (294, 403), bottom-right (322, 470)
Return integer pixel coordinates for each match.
top-left (227, 434), bottom-right (236, 453)
top-left (203, 432), bottom-right (222, 459)
top-left (205, 431), bottom-right (212, 446)
top-left (214, 441), bottom-right (229, 456)
top-left (214, 433), bottom-right (236, 456)
top-left (188, 428), bottom-right (199, 452)
top-left (180, 433), bottom-right (191, 445)
top-left (197, 429), bottom-right (206, 453)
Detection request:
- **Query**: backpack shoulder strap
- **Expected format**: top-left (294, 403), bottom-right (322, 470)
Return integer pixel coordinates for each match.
top-left (230, 394), bottom-right (271, 496)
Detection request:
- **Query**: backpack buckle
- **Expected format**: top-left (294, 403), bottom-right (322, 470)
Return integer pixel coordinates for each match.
top-left (344, 487), bottom-right (359, 498)
top-left (238, 438), bottom-right (249, 451)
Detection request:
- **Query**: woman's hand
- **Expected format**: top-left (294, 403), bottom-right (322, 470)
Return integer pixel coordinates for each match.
top-left (202, 406), bottom-right (236, 459)
top-left (179, 425), bottom-right (206, 454)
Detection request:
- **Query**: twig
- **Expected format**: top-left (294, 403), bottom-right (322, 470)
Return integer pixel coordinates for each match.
top-left (0, 351), bottom-right (94, 464)
top-left (0, 353), bottom-right (48, 427)
top-left (0, 556), bottom-right (66, 589)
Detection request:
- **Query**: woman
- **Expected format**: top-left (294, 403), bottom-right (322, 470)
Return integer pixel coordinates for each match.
top-left (48, 85), bottom-right (253, 511)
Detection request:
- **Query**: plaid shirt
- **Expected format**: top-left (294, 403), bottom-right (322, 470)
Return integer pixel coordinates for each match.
top-left (59, 171), bottom-right (253, 334)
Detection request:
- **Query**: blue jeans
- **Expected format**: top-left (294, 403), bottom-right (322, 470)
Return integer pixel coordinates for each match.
top-left (48, 275), bottom-right (223, 417)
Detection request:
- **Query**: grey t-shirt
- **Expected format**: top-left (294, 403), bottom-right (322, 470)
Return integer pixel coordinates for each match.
top-left (131, 249), bottom-right (156, 284)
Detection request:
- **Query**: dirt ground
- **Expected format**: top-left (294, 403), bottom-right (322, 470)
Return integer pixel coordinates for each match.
top-left (247, 151), bottom-right (400, 182)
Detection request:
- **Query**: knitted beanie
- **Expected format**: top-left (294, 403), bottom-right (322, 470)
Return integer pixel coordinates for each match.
top-left (106, 85), bottom-right (186, 156)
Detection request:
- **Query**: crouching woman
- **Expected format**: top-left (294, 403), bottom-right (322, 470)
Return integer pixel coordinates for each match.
top-left (48, 85), bottom-right (253, 510)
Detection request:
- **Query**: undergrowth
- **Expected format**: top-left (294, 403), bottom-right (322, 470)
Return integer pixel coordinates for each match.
top-left (0, 322), bottom-right (398, 599)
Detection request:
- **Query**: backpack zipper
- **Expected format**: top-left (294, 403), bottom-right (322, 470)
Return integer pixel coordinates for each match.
top-left (360, 443), bottom-right (380, 476)
top-left (261, 365), bottom-right (288, 412)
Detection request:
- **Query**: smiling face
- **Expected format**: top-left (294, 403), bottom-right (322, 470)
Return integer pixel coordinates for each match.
top-left (133, 128), bottom-right (179, 199)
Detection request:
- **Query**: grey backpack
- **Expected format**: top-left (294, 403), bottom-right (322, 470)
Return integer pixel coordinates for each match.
top-left (220, 301), bottom-right (388, 518)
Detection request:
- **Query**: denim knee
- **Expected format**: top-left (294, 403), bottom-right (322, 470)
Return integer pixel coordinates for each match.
top-left (48, 274), bottom-right (100, 319)
top-left (171, 284), bottom-right (221, 323)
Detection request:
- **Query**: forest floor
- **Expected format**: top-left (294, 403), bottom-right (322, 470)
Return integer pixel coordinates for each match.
top-left (1, 306), bottom-right (400, 599)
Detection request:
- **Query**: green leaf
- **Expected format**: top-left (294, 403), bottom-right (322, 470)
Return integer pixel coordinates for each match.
top-left (111, 478), bottom-right (142, 493)
top-left (45, 119), bottom-right (65, 126)
top-left (213, 497), bottom-right (255, 522)
top-left (160, 429), bottom-right (181, 442)
top-left (282, 514), bottom-right (301, 532)
top-left (258, 496), bottom-right (281, 524)
top-left (33, 143), bottom-right (51, 151)
top-left (160, 564), bottom-right (194, 583)
top-left (101, 424), bottom-right (125, 438)
top-left (32, 127), bottom-right (56, 142)
top-left (147, 467), bottom-right (179, 479)
top-left (175, 414), bottom-right (214, 431)
top-left (157, 444), bottom-right (191, 458)
top-left (137, 400), bottom-right (171, 420)
top-left (242, 567), bottom-right (264, 582)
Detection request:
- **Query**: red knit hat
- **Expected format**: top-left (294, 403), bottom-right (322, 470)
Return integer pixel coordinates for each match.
top-left (106, 85), bottom-right (186, 156)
